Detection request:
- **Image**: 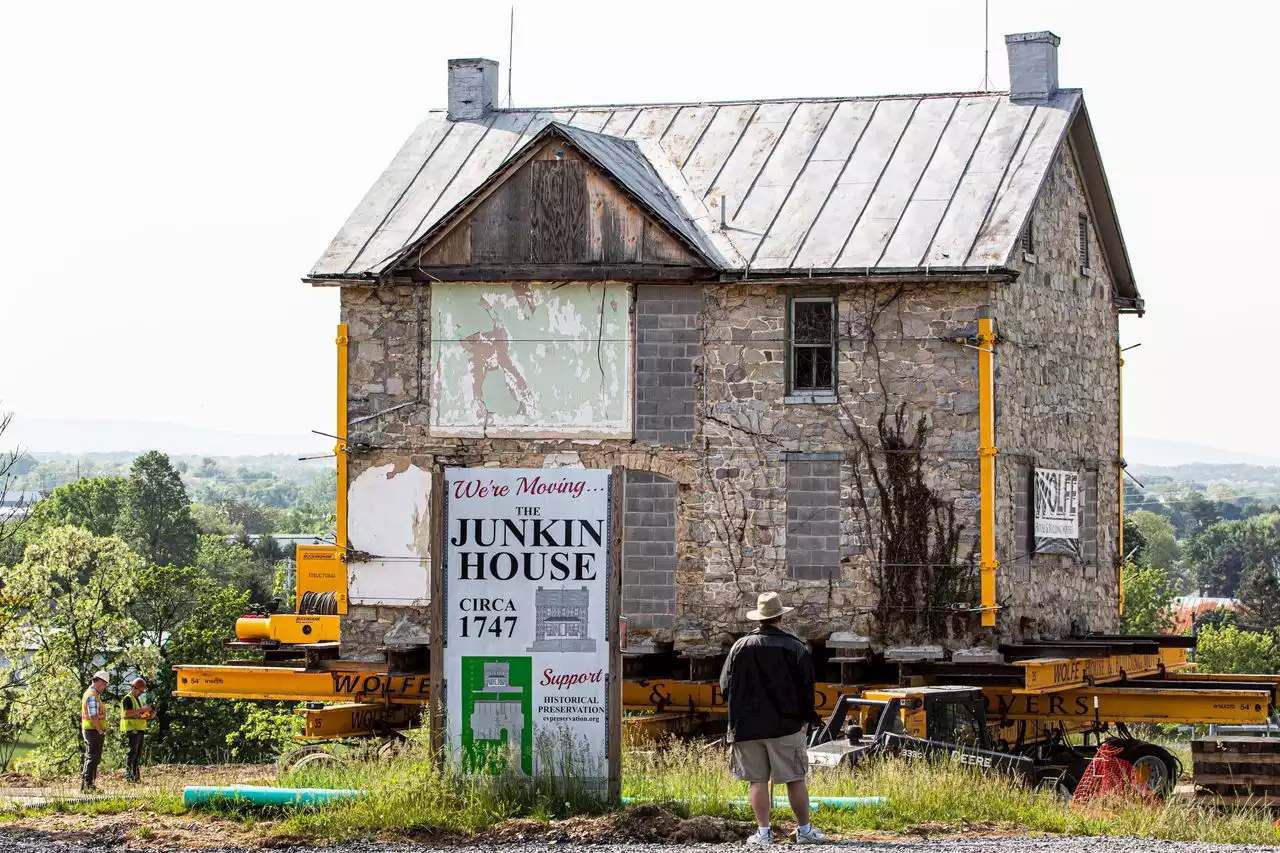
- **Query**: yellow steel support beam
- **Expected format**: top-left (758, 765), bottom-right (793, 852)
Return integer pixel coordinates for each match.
top-left (1118, 351), bottom-right (1126, 616)
top-left (175, 666), bottom-right (431, 705)
top-left (977, 309), bottom-right (998, 627)
top-left (335, 323), bottom-right (349, 554)
top-left (1015, 652), bottom-right (1174, 694)
top-left (1160, 646), bottom-right (1191, 670)
top-left (986, 686), bottom-right (1271, 725)
top-left (299, 703), bottom-right (420, 739)
top-left (176, 665), bottom-right (1271, 726)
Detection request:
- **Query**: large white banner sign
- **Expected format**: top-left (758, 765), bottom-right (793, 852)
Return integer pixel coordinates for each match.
top-left (443, 468), bottom-right (613, 785)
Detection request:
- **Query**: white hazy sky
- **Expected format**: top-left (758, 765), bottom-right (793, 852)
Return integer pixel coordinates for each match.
top-left (2, 1), bottom-right (1273, 454)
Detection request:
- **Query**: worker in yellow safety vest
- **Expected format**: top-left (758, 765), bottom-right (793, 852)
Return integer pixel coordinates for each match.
top-left (120, 676), bottom-right (153, 783)
top-left (80, 670), bottom-right (109, 792)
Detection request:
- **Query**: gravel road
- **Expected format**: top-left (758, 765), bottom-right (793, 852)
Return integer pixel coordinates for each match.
top-left (0, 837), bottom-right (1277, 853)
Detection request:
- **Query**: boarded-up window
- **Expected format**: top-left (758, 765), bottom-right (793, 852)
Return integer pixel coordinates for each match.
top-left (786, 459), bottom-right (840, 580)
top-left (1013, 461), bottom-right (1032, 580)
top-left (1081, 469), bottom-right (1099, 574)
top-left (430, 282), bottom-right (632, 437)
top-left (622, 471), bottom-right (677, 629)
top-left (634, 285), bottom-right (701, 445)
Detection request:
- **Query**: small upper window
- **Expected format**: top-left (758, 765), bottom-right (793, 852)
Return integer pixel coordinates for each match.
top-left (1021, 217), bottom-right (1035, 256)
top-left (790, 297), bottom-right (835, 393)
top-left (1078, 213), bottom-right (1091, 271)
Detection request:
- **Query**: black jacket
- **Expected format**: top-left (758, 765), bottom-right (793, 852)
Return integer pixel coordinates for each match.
top-left (719, 625), bottom-right (816, 743)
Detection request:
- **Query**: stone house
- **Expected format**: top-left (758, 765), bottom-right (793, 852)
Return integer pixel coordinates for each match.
top-left (307, 32), bottom-right (1143, 667)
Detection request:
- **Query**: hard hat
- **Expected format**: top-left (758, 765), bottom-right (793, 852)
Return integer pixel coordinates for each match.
top-left (92, 670), bottom-right (110, 683)
top-left (131, 676), bottom-right (147, 687)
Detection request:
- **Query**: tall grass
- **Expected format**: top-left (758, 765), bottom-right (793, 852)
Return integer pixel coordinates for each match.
top-left (22, 728), bottom-right (1262, 846)
top-left (274, 729), bottom-right (609, 840)
top-left (627, 740), bottom-right (1280, 845)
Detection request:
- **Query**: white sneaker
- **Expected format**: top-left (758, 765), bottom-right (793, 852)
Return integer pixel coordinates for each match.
top-left (795, 826), bottom-right (830, 844)
top-left (745, 829), bottom-right (773, 846)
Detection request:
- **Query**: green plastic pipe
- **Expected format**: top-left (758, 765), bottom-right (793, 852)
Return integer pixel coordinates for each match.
top-left (183, 785), bottom-right (365, 808)
top-left (622, 795), bottom-right (885, 810)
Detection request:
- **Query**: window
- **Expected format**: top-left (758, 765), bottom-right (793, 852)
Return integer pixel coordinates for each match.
top-left (1021, 217), bottom-right (1035, 256)
top-left (1078, 213), bottom-right (1091, 271)
top-left (929, 700), bottom-right (984, 747)
top-left (789, 297), bottom-right (835, 393)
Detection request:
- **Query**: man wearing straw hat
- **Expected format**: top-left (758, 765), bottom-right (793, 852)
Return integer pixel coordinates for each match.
top-left (720, 592), bottom-right (827, 845)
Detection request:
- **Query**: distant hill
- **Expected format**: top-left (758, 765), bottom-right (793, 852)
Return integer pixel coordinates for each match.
top-left (1125, 437), bottom-right (1280, 468)
top-left (4, 416), bottom-right (1278, 469)
top-left (3, 415), bottom-right (326, 457)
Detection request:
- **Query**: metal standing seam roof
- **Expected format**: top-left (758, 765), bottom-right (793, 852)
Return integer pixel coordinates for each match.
top-left (311, 88), bottom-right (1133, 295)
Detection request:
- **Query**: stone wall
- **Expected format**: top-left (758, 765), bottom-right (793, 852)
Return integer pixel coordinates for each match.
top-left (686, 280), bottom-right (990, 650)
top-left (334, 142), bottom-right (1126, 655)
top-left (996, 141), bottom-right (1123, 640)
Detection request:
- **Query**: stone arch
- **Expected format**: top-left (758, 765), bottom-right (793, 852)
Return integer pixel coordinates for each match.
top-left (622, 468), bottom-right (678, 632)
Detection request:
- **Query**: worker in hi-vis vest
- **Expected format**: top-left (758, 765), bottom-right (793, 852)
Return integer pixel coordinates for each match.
top-left (80, 671), bottom-right (109, 792)
top-left (120, 676), bottom-right (152, 782)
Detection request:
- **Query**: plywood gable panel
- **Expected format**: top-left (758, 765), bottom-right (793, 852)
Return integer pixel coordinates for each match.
top-left (418, 141), bottom-right (700, 268)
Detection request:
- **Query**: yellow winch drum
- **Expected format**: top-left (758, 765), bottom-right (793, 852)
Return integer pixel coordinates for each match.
top-left (234, 614), bottom-right (340, 644)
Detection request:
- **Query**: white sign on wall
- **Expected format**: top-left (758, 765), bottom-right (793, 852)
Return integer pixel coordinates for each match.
top-left (1033, 468), bottom-right (1080, 555)
top-left (443, 467), bottom-right (614, 788)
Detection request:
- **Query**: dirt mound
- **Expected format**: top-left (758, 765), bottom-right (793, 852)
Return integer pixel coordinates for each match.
top-left (487, 803), bottom-right (754, 844)
top-left (10, 808), bottom-right (267, 850)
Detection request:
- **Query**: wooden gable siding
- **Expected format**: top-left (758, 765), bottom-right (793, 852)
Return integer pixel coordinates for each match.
top-left (417, 143), bottom-right (699, 268)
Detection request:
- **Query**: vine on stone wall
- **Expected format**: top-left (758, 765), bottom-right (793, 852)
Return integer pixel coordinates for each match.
top-left (846, 404), bottom-right (976, 641)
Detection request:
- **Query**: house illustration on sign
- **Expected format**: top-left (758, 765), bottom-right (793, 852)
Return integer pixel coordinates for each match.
top-left (529, 587), bottom-right (596, 653)
top-left (467, 660), bottom-right (529, 775)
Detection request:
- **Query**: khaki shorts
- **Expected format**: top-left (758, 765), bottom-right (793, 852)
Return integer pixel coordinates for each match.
top-left (729, 729), bottom-right (809, 783)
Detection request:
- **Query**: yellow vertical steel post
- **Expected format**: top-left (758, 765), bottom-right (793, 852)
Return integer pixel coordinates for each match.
top-left (1117, 351), bottom-right (1125, 616)
top-left (336, 324), bottom-right (349, 552)
top-left (977, 308), bottom-right (998, 628)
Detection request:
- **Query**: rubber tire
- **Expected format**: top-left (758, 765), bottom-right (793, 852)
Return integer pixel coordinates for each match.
top-left (1113, 741), bottom-right (1178, 797)
top-left (289, 750), bottom-right (343, 774)
top-left (276, 744), bottom-right (330, 779)
top-left (1030, 766), bottom-right (1073, 803)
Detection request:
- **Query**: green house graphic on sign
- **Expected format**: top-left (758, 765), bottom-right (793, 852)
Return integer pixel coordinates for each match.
top-left (460, 656), bottom-right (533, 776)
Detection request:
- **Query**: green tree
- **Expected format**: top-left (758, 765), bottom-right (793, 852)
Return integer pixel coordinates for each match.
top-left (1122, 515), bottom-right (1148, 565)
top-left (1127, 510), bottom-right (1180, 570)
top-left (195, 534), bottom-right (275, 607)
top-left (148, 584), bottom-right (251, 761)
top-left (1238, 564), bottom-right (1280, 629)
top-left (218, 499), bottom-right (276, 535)
top-left (1195, 624), bottom-right (1279, 675)
top-left (190, 503), bottom-right (232, 535)
top-left (26, 477), bottom-right (127, 537)
top-left (1120, 562), bottom-right (1177, 634)
top-left (0, 526), bottom-right (148, 771)
top-left (1183, 514), bottom-right (1280, 597)
top-left (117, 451), bottom-right (198, 567)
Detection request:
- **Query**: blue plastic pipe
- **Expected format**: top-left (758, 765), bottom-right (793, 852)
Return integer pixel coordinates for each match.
top-left (183, 785), bottom-right (365, 808)
top-left (729, 795), bottom-right (886, 810)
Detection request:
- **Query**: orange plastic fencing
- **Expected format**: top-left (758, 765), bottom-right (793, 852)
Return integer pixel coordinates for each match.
top-left (1070, 742), bottom-right (1154, 807)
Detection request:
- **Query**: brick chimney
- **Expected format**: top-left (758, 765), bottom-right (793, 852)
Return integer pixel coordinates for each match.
top-left (447, 58), bottom-right (499, 120)
top-left (1005, 31), bottom-right (1060, 103)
